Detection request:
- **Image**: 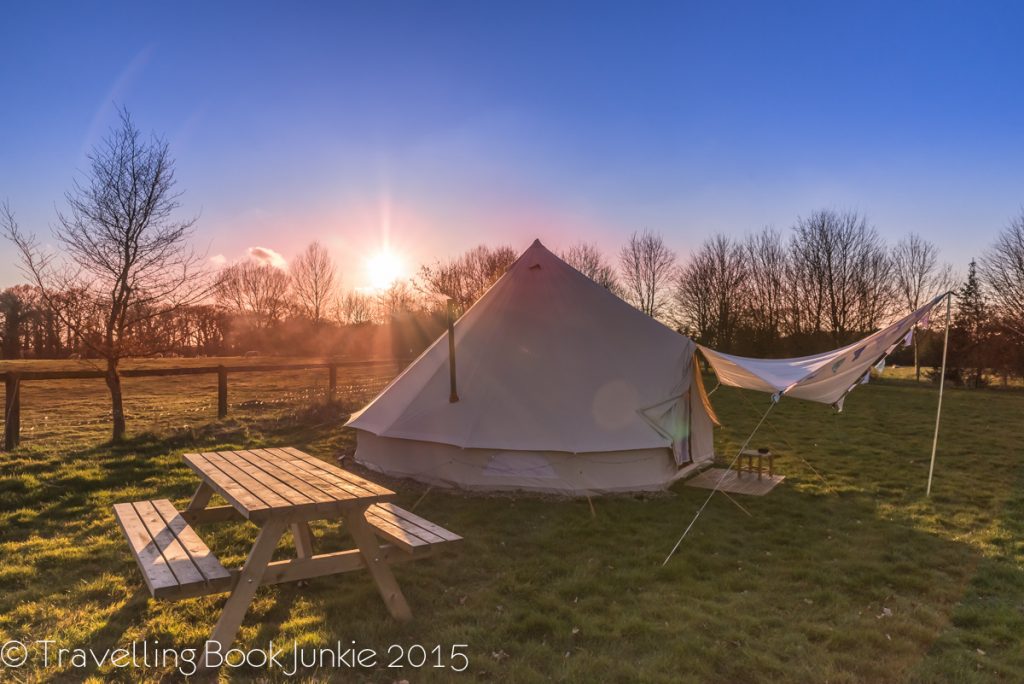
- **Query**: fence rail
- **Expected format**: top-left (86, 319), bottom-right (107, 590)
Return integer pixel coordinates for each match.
top-left (1, 358), bottom-right (407, 450)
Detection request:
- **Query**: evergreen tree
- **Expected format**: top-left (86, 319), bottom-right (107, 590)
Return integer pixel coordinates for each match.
top-left (951, 260), bottom-right (989, 387)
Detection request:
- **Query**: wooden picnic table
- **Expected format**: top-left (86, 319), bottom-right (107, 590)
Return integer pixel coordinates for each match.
top-left (113, 447), bottom-right (461, 658)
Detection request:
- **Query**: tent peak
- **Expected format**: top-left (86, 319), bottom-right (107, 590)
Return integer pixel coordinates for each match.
top-left (529, 238), bottom-right (545, 248)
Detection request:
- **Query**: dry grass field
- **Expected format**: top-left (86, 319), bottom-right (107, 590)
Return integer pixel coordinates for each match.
top-left (0, 357), bottom-right (401, 448)
top-left (0, 357), bottom-right (1022, 682)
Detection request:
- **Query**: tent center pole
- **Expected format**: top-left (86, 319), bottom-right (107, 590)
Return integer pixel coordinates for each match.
top-left (926, 292), bottom-right (952, 497)
top-left (448, 298), bottom-right (459, 403)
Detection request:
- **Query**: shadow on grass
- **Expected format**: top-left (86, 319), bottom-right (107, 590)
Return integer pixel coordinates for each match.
top-left (2, 383), bottom-right (1023, 681)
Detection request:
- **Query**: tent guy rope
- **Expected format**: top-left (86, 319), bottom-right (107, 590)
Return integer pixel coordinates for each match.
top-left (663, 400), bottom-right (777, 566)
top-left (735, 377), bottom-right (835, 494)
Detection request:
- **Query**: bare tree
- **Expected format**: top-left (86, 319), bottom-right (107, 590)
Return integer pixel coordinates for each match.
top-left (743, 228), bottom-right (787, 352)
top-left (418, 244), bottom-right (516, 311)
top-left (337, 290), bottom-right (375, 325)
top-left (789, 209), bottom-right (892, 344)
top-left (981, 210), bottom-right (1024, 339)
top-left (892, 234), bottom-right (953, 379)
top-left (786, 230), bottom-right (825, 338)
top-left (216, 260), bottom-right (292, 330)
top-left (619, 230), bottom-right (676, 319)
top-left (2, 109), bottom-right (206, 441)
top-left (291, 241), bottom-right (337, 327)
top-left (674, 235), bottom-right (746, 349)
top-left (376, 280), bottom-right (420, 321)
top-left (855, 239), bottom-right (896, 332)
top-left (561, 241), bottom-right (619, 292)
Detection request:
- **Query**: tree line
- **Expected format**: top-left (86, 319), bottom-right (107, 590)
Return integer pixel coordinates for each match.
top-left (662, 212), bottom-right (1023, 387)
top-left (2, 109), bottom-right (1022, 441)
top-left (5, 210), bottom-right (1023, 384)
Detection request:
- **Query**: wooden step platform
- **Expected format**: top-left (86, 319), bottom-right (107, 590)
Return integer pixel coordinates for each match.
top-left (365, 503), bottom-right (462, 555)
top-left (113, 499), bottom-right (234, 600)
top-left (684, 467), bottom-right (785, 496)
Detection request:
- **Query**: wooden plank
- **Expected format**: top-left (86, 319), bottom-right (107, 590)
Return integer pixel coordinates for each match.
top-left (2, 358), bottom-right (408, 382)
top-left (366, 506), bottom-right (445, 545)
top-left (374, 503), bottom-right (462, 542)
top-left (273, 447), bottom-right (378, 498)
top-left (226, 451), bottom-right (317, 507)
top-left (181, 505), bottom-right (245, 525)
top-left (183, 453), bottom-right (271, 519)
top-left (202, 452), bottom-right (293, 510)
top-left (187, 481), bottom-right (214, 512)
top-left (364, 511), bottom-right (432, 553)
top-left (282, 447), bottom-right (394, 498)
top-left (291, 522), bottom-right (314, 559)
top-left (113, 502), bottom-right (179, 596)
top-left (267, 447), bottom-right (386, 502)
top-left (261, 448), bottom-right (363, 502)
top-left (278, 446), bottom-right (385, 493)
top-left (217, 367), bottom-right (228, 418)
top-left (249, 448), bottom-right (349, 504)
top-left (235, 449), bottom-right (338, 506)
top-left (366, 505), bottom-right (448, 544)
top-left (206, 520), bottom-right (287, 658)
top-left (334, 469), bottom-right (394, 498)
top-left (151, 499), bottom-right (232, 585)
top-left (132, 500), bottom-right (206, 587)
top-left (344, 508), bottom-right (413, 621)
top-left (4, 373), bottom-right (20, 450)
top-left (684, 467), bottom-right (785, 497)
top-left (259, 545), bottom-right (417, 585)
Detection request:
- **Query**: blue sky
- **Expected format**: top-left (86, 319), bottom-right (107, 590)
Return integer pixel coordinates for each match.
top-left (1, 1), bottom-right (1022, 288)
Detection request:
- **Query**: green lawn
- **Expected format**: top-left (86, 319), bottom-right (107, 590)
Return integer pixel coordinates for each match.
top-left (0, 361), bottom-right (1022, 682)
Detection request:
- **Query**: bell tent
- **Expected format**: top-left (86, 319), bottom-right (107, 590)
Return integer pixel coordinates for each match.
top-left (345, 239), bottom-right (719, 494)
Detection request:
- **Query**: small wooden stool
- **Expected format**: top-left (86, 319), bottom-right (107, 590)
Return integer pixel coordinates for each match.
top-left (737, 449), bottom-right (774, 480)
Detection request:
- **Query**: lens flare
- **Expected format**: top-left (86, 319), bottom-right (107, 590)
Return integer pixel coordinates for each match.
top-left (366, 249), bottom-right (404, 289)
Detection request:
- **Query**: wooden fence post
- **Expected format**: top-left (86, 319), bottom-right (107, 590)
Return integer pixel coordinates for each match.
top-left (4, 373), bottom-right (21, 450)
top-left (328, 364), bottom-right (337, 403)
top-left (217, 366), bottom-right (228, 418)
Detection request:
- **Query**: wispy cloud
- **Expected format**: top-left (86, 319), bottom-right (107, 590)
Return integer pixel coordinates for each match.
top-left (209, 254), bottom-right (227, 266)
top-left (248, 246), bottom-right (287, 269)
top-left (80, 44), bottom-right (156, 160)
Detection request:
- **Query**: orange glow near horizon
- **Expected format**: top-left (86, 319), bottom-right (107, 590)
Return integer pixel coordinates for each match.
top-left (365, 248), bottom-right (405, 290)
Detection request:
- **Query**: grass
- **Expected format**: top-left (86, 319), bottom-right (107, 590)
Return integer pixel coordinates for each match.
top-left (0, 359), bottom-right (1022, 682)
top-left (878, 364), bottom-right (1024, 389)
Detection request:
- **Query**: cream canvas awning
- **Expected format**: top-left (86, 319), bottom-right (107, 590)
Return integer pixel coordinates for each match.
top-left (698, 293), bottom-right (948, 408)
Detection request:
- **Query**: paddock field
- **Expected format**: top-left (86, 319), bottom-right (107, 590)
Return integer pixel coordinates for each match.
top-left (0, 357), bottom-right (1021, 682)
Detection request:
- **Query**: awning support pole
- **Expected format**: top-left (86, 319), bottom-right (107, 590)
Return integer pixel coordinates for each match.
top-left (926, 292), bottom-right (952, 497)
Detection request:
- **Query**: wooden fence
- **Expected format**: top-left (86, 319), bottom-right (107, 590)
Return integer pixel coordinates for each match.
top-left (1, 359), bottom-right (406, 450)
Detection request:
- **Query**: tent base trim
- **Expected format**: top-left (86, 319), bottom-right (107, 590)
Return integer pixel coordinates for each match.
top-left (353, 431), bottom-right (713, 496)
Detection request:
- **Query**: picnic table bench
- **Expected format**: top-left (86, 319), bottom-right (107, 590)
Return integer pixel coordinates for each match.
top-left (113, 447), bottom-right (460, 656)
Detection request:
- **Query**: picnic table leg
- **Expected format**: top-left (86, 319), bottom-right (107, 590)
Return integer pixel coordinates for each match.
top-left (344, 507), bottom-right (413, 622)
top-left (205, 519), bottom-right (287, 663)
top-left (291, 522), bottom-right (314, 558)
top-left (187, 481), bottom-right (214, 512)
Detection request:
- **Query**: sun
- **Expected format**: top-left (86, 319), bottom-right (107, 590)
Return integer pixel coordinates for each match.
top-left (366, 249), bottom-right (404, 289)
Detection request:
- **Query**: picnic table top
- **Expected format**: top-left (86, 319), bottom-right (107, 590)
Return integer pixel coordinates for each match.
top-left (183, 447), bottom-right (395, 523)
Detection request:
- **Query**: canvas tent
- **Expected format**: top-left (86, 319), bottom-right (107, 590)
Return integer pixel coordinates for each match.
top-left (345, 239), bottom-right (719, 494)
